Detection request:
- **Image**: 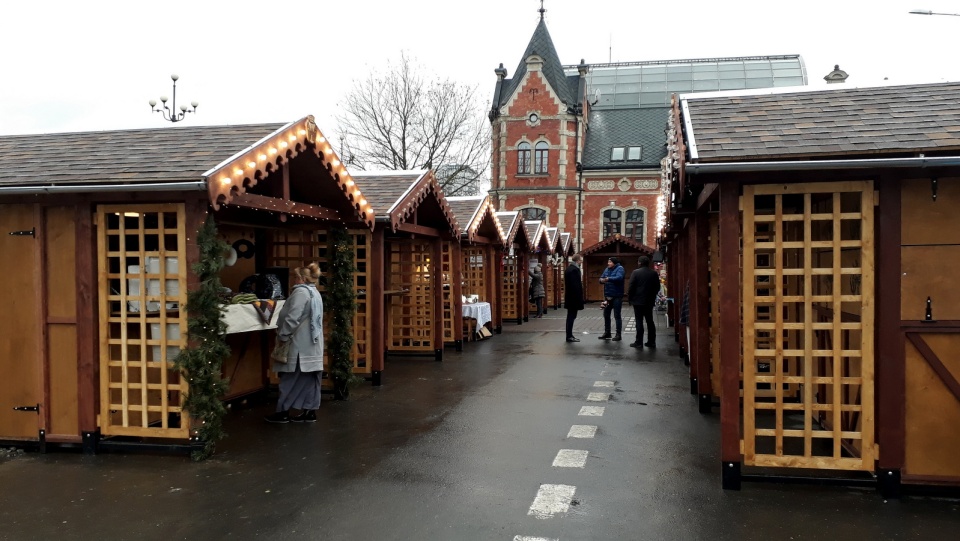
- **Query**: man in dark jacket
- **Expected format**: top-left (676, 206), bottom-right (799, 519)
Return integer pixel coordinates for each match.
top-left (598, 257), bottom-right (626, 341)
top-left (564, 254), bottom-right (584, 342)
top-left (626, 255), bottom-right (661, 348)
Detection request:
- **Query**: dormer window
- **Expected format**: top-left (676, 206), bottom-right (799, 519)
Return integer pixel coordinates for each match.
top-left (611, 146), bottom-right (642, 161)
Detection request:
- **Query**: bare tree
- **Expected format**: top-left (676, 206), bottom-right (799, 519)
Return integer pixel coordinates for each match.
top-left (336, 53), bottom-right (490, 196)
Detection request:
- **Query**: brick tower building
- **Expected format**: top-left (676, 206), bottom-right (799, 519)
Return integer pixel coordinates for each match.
top-left (489, 10), bottom-right (806, 252)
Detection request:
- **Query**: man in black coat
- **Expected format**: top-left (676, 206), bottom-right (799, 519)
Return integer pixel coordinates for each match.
top-left (626, 255), bottom-right (661, 348)
top-left (564, 254), bottom-right (584, 342)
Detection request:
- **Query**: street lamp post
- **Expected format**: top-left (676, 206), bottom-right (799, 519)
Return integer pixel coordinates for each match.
top-left (149, 74), bottom-right (198, 123)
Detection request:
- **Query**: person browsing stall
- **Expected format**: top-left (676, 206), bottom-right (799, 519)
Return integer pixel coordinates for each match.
top-left (627, 255), bottom-right (661, 348)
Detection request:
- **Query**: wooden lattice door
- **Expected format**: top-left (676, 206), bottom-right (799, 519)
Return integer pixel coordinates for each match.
top-left (501, 255), bottom-right (519, 321)
top-left (741, 182), bottom-right (875, 470)
top-left (441, 241), bottom-right (456, 344)
top-left (97, 205), bottom-right (189, 438)
top-left (387, 240), bottom-right (433, 351)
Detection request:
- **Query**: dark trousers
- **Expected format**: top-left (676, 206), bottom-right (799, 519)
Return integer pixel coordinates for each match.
top-left (566, 308), bottom-right (579, 338)
top-left (633, 304), bottom-right (656, 345)
top-left (603, 297), bottom-right (623, 336)
top-left (535, 297), bottom-right (544, 317)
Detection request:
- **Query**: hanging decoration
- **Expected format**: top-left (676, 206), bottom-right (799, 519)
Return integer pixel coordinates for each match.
top-left (328, 225), bottom-right (360, 399)
top-left (174, 216), bottom-right (231, 460)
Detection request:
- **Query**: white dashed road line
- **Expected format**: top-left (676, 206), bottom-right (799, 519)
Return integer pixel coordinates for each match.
top-left (513, 537), bottom-right (558, 541)
top-left (578, 406), bottom-right (605, 416)
top-left (593, 380), bottom-right (615, 387)
top-left (587, 392), bottom-right (610, 402)
top-left (528, 484), bottom-right (577, 519)
top-left (552, 449), bottom-right (589, 468)
top-left (567, 425), bottom-right (598, 438)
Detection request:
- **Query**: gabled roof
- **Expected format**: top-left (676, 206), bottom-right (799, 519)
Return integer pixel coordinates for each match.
top-left (352, 170), bottom-right (460, 235)
top-left (446, 195), bottom-right (504, 244)
top-left (0, 122), bottom-right (283, 187)
top-left (545, 227), bottom-right (560, 252)
top-left (581, 234), bottom-right (655, 257)
top-left (497, 18), bottom-right (579, 109)
top-left (495, 210), bottom-right (527, 249)
top-left (582, 108), bottom-right (671, 169)
top-left (524, 220), bottom-right (553, 253)
top-left (560, 232), bottom-right (573, 255)
top-left (682, 81), bottom-right (960, 162)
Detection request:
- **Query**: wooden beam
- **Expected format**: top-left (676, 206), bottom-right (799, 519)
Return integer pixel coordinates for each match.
top-left (279, 166), bottom-right (290, 222)
top-left (370, 228), bottom-right (385, 381)
top-left (694, 208), bottom-right (713, 404)
top-left (906, 333), bottom-right (960, 402)
top-left (395, 222), bottom-right (444, 237)
top-left (718, 183), bottom-right (742, 473)
top-left (35, 204), bottom-right (49, 434)
top-left (877, 177), bottom-right (904, 471)
top-left (452, 242), bottom-right (464, 346)
top-left (432, 238), bottom-right (445, 358)
top-left (228, 192), bottom-right (340, 221)
top-left (697, 183), bottom-right (719, 211)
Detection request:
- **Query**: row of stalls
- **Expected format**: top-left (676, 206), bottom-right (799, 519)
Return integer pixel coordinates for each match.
top-left (0, 116), bottom-right (574, 452)
top-left (661, 82), bottom-right (960, 494)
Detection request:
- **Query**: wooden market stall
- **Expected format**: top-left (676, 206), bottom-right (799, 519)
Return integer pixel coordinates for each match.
top-left (524, 220), bottom-right (553, 315)
top-left (543, 227), bottom-right (562, 310)
top-left (580, 234), bottom-right (655, 302)
top-left (352, 170), bottom-right (461, 362)
top-left (661, 81), bottom-right (960, 494)
top-left (494, 211), bottom-right (531, 325)
top-left (557, 232), bottom-right (573, 308)
top-left (0, 115), bottom-right (373, 452)
top-left (446, 196), bottom-right (506, 339)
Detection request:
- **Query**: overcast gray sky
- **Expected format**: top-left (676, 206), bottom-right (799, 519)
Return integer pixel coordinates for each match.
top-left (2, 0), bottom-right (959, 137)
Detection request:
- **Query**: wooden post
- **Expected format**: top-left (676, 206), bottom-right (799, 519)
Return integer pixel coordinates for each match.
top-left (432, 237), bottom-right (444, 361)
top-left (370, 228), bottom-right (385, 385)
top-left (492, 246), bottom-right (503, 333)
top-left (877, 175), bottom-right (903, 497)
top-left (692, 210), bottom-right (712, 410)
top-left (719, 183), bottom-right (742, 490)
top-left (452, 241), bottom-right (464, 351)
top-left (75, 204), bottom-right (98, 452)
top-left (520, 253), bottom-right (529, 323)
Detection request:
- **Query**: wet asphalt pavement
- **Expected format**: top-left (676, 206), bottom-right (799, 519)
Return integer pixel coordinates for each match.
top-left (1, 310), bottom-right (959, 540)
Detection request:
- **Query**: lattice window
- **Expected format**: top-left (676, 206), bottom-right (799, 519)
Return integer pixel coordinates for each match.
top-left (741, 182), bottom-right (875, 471)
top-left (502, 255), bottom-right (519, 320)
top-left (545, 262), bottom-right (556, 308)
top-left (463, 247), bottom-right (486, 301)
top-left (441, 241), bottom-right (456, 343)
top-left (97, 205), bottom-right (188, 438)
top-left (534, 141), bottom-right (549, 174)
top-left (387, 240), bottom-right (433, 351)
top-left (518, 142), bottom-right (531, 174)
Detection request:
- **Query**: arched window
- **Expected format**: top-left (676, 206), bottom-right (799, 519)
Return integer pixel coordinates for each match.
top-left (625, 209), bottom-right (644, 242)
top-left (534, 142), bottom-right (549, 174)
top-left (603, 209), bottom-right (622, 237)
top-left (517, 142), bottom-right (531, 174)
top-left (520, 207), bottom-right (547, 222)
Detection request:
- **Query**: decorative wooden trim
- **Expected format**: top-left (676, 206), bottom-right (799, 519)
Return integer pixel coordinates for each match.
top-left (905, 333), bottom-right (960, 402)
top-left (389, 171), bottom-right (461, 237)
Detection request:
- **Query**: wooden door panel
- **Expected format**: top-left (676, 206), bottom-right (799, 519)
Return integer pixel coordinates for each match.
top-left (901, 178), bottom-right (960, 246)
top-left (0, 205), bottom-right (41, 440)
top-left (905, 333), bottom-right (960, 477)
top-left (901, 246), bottom-right (960, 321)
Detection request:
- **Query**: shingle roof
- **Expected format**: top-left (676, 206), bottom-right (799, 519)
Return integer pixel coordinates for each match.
top-left (495, 210), bottom-right (524, 248)
top-left (351, 170), bottom-right (459, 235)
top-left (583, 108), bottom-right (670, 169)
top-left (498, 18), bottom-right (579, 109)
top-left (0, 123), bottom-right (284, 187)
top-left (683, 82), bottom-right (960, 162)
top-left (445, 196), bottom-right (484, 229)
top-left (545, 227), bottom-right (560, 251)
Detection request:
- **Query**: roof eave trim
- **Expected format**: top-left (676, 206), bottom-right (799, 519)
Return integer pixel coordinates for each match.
top-left (686, 155), bottom-right (960, 174)
top-left (0, 181), bottom-right (207, 196)
top-left (681, 99), bottom-right (699, 161)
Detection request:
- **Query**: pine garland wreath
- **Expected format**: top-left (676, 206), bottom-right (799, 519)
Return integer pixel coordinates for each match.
top-left (174, 216), bottom-right (231, 460)
top-left (328, 226), bottom-right (360, 391)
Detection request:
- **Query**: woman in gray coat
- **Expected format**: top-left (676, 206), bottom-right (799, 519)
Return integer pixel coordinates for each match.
top-left (530, 263), bottom-right (546, 318)
top-left (265, 263), bottom-right (324, 424)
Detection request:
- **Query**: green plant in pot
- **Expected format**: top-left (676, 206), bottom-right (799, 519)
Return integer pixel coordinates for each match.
top-left (327, 226), bottom-right (360, 399)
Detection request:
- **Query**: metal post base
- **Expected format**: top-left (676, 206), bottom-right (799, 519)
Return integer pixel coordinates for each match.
top-left (82, 431), bottom-right (100, 455)
top-left (523, 316), bottom-right (529, 322)
top-left (434, 349), bottom-right (443, 362)
top-left (38, 429), bottom-right (46, 454)
top-left (698, 393), bottom-right (712, 414)
top-left (690, 377), bottom-right (698, 395)
top-left (877, 468), bottom-right (902, 499)
top-left (722, 461), bottom-right (742, 490)
top-left (495, 326), bottom-right (502, 334)
top-left (455, 340), bottom-right (463, 352)
top-left (372, 371), bottom-right (382, 387)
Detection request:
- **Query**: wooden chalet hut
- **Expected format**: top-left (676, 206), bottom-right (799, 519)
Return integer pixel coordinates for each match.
top-left (524, 220), bottom-right (553, 315)
top-left (0, 116), bottom-right (374, 452)
top-left (495, 211), bottom-right (531, 324)
top-left (557, 232), bottom-right (573, 308)
top-left (544, 227), bottom-right (562, 310)
top-left (662, 82), bottom-right (960, 494)
top-left (353, 171), bottom-right (461, 363)
top-left (446, 196), bottom-right (506, 339)
top-left (580, 234), bottom-right (655, 302)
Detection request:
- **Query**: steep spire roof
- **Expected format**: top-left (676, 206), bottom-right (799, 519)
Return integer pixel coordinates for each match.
top-left (497, 18), bottom-right (579, 108)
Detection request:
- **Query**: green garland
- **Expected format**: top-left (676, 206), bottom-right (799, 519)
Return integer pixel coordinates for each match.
top-left (174, 216), bottom-right (230, 460)
top-left (327, 226), bottom-right (360, 390)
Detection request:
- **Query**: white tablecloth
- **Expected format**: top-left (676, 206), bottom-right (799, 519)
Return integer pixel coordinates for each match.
top-left (221, 301), bottom-right (285, 335)
top-left (462, 302), bottom-right (492, 329)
